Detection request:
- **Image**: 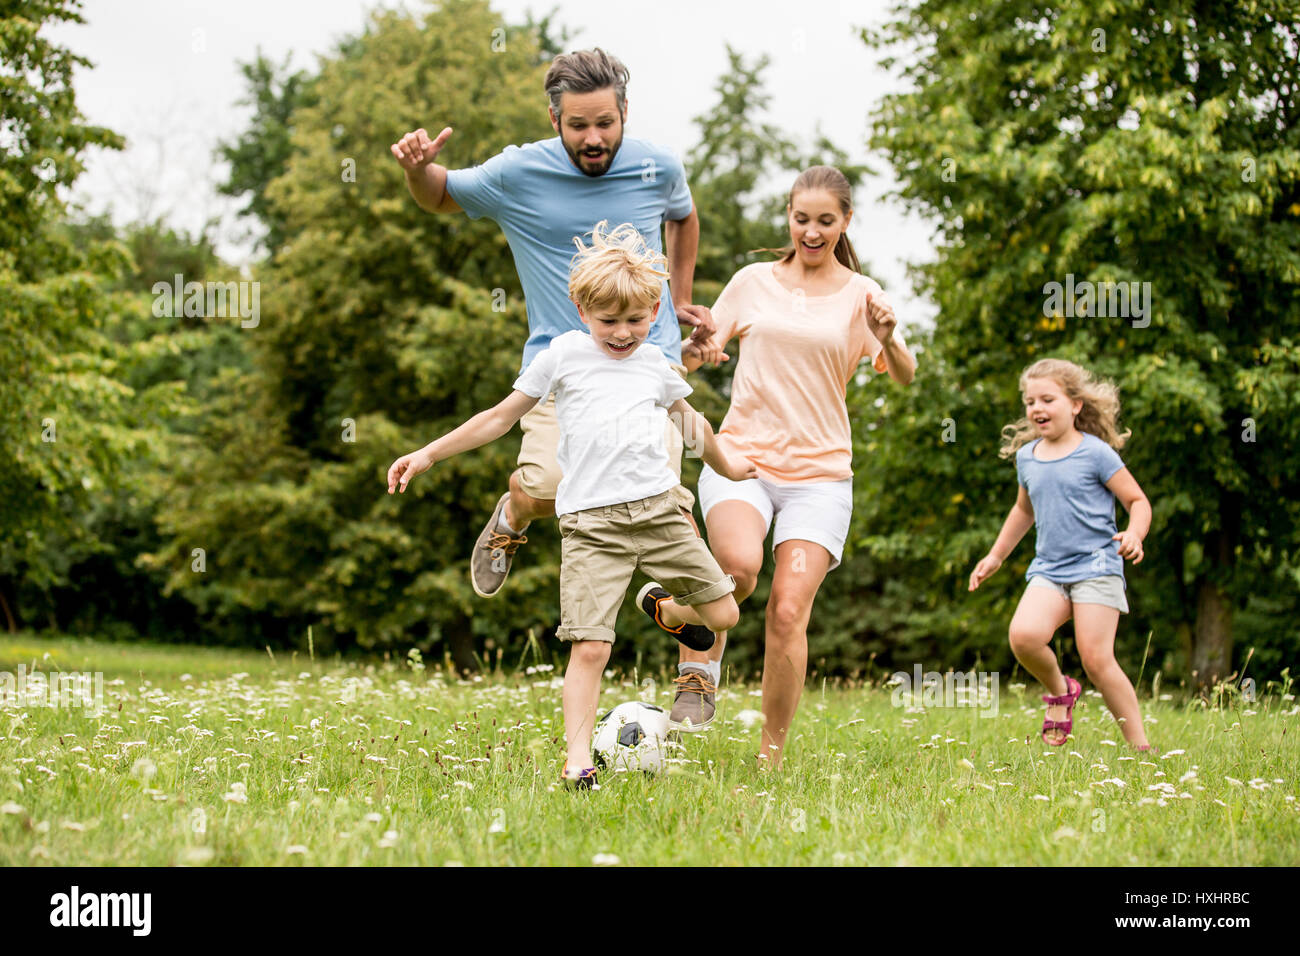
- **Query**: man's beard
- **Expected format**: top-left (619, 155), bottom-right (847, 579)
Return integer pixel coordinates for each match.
top-left (564, 132), bottom-right (623, 178)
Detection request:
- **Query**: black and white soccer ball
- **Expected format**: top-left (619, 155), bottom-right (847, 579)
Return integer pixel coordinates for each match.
top-left (592, 701), bottom-right (670, 773)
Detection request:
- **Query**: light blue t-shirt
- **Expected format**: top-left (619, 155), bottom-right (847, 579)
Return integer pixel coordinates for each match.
top-left (445, 137), bottom-right (694, 373)
top-left (1016, 433), bottom-right (1128, 584)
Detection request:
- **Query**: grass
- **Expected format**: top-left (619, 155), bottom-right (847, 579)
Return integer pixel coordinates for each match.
top-left (0, 633), bottom-right (1296, 866)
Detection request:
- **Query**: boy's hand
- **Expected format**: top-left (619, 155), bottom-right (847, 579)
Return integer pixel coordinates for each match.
top-left (390, 126), bottom-right (453, 171)
top-left (1112, 529), bottom-right (1144, 563)
top-left (968, 554), bottom-right (1002, 591)
top-left (682, 337), bottom-right (729, 368)
top-left (715, 454), bottom-right (758, 483)
top-left (865, 292), bottom-right (897, 346)
top-left (387, 450), bottom-right (433, 494)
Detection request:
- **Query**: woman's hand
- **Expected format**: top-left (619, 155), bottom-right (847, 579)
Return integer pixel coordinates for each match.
top-left (682, 336), bottom-right (729, 368)
top-left (968, 553), bottom-right (1003, 591)
top-left (865, 292), bottom-right (897, 346)
top-left (387, 449), bottom-right (433, 494)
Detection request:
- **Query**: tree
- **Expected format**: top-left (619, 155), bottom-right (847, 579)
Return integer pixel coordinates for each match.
top-left (0, 0), bottom-right (188, 632)
top-left (865, 0), bottom-right (1300, 684)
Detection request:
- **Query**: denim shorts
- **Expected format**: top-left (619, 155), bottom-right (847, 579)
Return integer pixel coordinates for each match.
top-left (1027, 574), bottom-right (1128, 613)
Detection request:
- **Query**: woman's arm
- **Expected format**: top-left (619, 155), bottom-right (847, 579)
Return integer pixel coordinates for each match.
top-left (387, 390), bottom-right (539, 493)
top-left (969, 485), bottom-right (1035, 590)
top-left (865, 293), bottom-right (916, 385)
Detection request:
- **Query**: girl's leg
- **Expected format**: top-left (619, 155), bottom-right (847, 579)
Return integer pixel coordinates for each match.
top-left (759, 540), bottom-right (833, 769)
top-left (676, 500), bottom-right (768, 666)
top-left (1008, 584), bottom-right (1075, 744)
top-left (1074, 603), bottom-right (1150, 748)
top-left (562, 639), bottom-right (612, 771)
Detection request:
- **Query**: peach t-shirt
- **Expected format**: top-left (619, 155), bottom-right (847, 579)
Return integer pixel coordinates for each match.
top-left (709, 261), bottom-right (903, 484)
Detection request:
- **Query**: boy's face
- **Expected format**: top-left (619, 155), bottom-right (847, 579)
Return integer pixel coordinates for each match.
top-left (577, 300), bottom-right (658, 359)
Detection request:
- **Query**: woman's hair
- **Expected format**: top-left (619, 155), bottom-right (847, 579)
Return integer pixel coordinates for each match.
top-left (569, 220), bottom-right (667, 314)
top-left (999, 358), bottom-right (1131, 458)
top-left (762, 165), bottom-right (861, 272)
top-left (544, 49), bottom-right (629, 118)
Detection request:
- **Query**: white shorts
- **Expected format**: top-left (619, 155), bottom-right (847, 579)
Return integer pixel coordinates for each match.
top-left (697, 464), bottom-right (853, 571)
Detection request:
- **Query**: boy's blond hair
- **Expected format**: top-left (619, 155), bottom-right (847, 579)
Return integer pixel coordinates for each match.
top-left (568, 220), bottom-right (668, 314)
top-left (999, 358), bottom-right (1132, 458)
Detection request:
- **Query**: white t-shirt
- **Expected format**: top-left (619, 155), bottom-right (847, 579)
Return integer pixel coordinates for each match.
top-left (513, 330), bottom-right (693, 516)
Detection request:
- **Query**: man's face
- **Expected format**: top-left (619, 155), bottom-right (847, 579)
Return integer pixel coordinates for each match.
top-left (550, 89), bottom-right (625, 178)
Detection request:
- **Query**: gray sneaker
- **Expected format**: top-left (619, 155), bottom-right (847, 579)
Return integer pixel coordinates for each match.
top-left (668, 666), bottom-right (717, 732)
top-left (469, 493), bottom-right (528, 598)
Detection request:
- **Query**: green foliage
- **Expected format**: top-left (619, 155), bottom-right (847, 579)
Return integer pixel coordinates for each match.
top-left (862, 0), bottom-right (1300, 682)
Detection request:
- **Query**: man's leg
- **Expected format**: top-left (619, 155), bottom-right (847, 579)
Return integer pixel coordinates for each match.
top-left (469, 396), bottom-right (562, 598)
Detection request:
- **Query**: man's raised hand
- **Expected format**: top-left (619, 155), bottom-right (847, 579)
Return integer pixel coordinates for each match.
top-left (390, 126), bottom-right (453, 171)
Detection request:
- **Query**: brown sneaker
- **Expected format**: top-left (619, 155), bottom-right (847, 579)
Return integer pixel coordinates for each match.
top-left (469, 493), bottom-right (528, 598)
top-left (668, 665), bottom-right (717, 732)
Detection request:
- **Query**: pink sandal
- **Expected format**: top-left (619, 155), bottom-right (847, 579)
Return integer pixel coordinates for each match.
top-left (1041, 675), bottom-right (1082, 746)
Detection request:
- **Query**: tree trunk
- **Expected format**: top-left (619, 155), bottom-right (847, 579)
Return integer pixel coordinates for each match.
top-left (448, 618), bottom-right (478, 677)
top-left (1192, 575), bottom-right (1233, 688)
top-left (0, 581), bottom-right (17, 633)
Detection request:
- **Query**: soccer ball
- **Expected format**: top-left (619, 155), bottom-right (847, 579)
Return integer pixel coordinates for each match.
top-left (593, 701), bottom-right (670, 773)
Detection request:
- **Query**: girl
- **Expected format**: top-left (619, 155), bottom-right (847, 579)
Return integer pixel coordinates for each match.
top-left (664, 166), bottom-right (916, 768)
top-left (968, 359), bottom-right (1153, 750)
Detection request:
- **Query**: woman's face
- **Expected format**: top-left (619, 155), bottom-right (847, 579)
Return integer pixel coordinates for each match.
top-left (787, 188), bottom-right (851, 268)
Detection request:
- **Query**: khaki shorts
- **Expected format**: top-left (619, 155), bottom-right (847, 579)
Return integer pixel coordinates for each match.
top-left (516, 364), bottom-right (696, 513)
top-left (556, 490), bottom-right (735, 643)
top-left (1027, 574), bottom-right (1129, 613)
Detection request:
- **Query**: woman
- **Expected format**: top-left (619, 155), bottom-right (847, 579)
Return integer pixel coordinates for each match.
top-left (676, 166), bottom-right (916, 768)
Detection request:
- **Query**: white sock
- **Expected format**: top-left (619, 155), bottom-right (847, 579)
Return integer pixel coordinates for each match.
top-left (496, 510), bottom-right (519, 536)
top-left (680, 660), bottom-right (722, 685)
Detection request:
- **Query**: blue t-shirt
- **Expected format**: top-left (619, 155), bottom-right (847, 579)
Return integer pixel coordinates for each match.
top-left (445, 137), bottom-right (694, 373)
top-left (1016, 433), bottom-right (1128, 584)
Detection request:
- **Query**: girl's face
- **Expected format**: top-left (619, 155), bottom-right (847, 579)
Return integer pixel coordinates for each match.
top-left (787, 188), bottom-right (851, 268)
top-left (1022, 376), bottom-right (1083, 441)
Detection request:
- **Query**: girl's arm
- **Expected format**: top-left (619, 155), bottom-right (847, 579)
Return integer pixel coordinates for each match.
top-left (667, 398), bottom-right (757, 482)
top-left (387, 390), bottom-right (539, 493)
top-left (1105, 467), bottom-right (1151, 563)
top-left (968, 485), bottom-right (1035, 590)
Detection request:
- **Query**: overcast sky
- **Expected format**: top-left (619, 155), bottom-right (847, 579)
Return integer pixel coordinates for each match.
top-left (51, 0), bottom-right (937, 326)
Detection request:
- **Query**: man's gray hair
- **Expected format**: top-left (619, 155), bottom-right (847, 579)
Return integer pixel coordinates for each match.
top-left (544, 48), bottom-right (629, 117)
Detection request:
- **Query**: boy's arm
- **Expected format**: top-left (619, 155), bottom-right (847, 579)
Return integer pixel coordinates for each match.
top-left (1105, 467), bottom-right (1151, 563)
top-left (969, 486), bottom-right (1035, 590)
top-left (667, 398), bottom-right (756, 482)
top-left (387, 390), bottom-right (538, 493)
top-left (680, 335), bottom-right (729, 373)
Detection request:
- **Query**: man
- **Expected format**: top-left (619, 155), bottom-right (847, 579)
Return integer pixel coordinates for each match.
top-left (390, 48), bottom-right (718, 728)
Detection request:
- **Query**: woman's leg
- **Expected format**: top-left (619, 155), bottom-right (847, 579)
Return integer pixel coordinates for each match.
top-left (1074, 603), bottom-right (1150, 748)
top-left (1008, 583), bottom-right (1075, 743)
top-left (758, 539), bottom-right (833, 769)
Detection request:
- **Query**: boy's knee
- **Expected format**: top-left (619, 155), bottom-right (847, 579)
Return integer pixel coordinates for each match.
top-left (570, 639), bottom-right (611, 663)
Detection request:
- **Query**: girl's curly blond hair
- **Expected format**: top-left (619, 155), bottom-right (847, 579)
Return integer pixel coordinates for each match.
top-left (568, 220), bottom-right (668, 315)
top-left (999, 359), bottom-right (1131, 458)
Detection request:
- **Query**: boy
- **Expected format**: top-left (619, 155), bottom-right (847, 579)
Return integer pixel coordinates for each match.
top-left (386, 221), bottom-right (755, 788)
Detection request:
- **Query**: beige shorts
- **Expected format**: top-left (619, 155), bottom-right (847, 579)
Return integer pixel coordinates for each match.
top-left (516, 364), bottom-right (696, 513)
top-left (1027, 574), bottom-right (1129, 613)
top-left (556, 490), bottom-right (735, 643)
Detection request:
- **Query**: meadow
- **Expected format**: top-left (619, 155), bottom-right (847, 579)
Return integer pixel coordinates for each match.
top-left (0, 634), bottom-right (1295, 867)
